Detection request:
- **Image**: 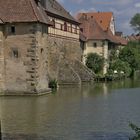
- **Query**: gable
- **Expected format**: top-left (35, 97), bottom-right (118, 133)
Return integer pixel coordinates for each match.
top-left (77, 12), bottom-right (113, 31)
top-left (42, 0), bottom-right (79, 24)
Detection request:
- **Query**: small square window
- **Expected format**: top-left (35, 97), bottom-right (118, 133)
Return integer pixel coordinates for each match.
top-left (80, 28), bottom-right (83, 32)
top-left (11, 26), bottom-right (15, 34)
top-left (93, 43), bottom-right (97, 47)
top-left (12, 49), bottom-right (18, 58)
top-left (41, 48), bottom-right (44, 53)
top-left (60, 24), bottom-right (63, 30)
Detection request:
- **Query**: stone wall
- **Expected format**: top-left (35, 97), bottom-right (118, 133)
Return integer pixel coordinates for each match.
top-left (0, 22), bottom-right (94, 95)
top-left (72, 60), bottom-right (95, 82)
top-left (3, 23), bottom-right (50, 94)
top-left (57, 60), bottom-right (81, 85)
top-left (47, 36), bottom-right (82, 80)
top-left (0, 26), bottom-right (5, 93)
top-left (47, 35), bottom-right (94, 84)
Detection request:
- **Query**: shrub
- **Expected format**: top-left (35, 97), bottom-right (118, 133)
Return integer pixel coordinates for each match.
top-left (129, 123), bottom-right (140, 140)
top-left (109, 59), bottom-right (132, 77)
top-left (86, 53), bottom-right (104, 74)
top-left (49, 79), bottom-right (57, 90)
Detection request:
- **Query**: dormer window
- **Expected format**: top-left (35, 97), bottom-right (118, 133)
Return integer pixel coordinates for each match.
top-left (35, 0), bottom-right (39, 5)
top-left (35, 0), bottom-right (42, 5)
top-left (40, 0), bottom-right (45, 7)
top-left (82, 14), bottom-right (87, 20)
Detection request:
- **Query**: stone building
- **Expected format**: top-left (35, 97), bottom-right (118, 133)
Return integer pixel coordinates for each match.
top-left (0, 0), bottom-right (94, 95)
top-left (77, 12), bottom-right (127, 74)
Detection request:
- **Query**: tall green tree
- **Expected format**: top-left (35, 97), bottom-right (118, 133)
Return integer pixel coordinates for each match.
top-left (129, 123), bottom-right (140, 140)
top-left (109, 59), bottom-right (132, 76)
top-left (119, 46), bottom-right (140, 71)
top-left (130, 13), bottom-right (140, 33)
top-left (86, 53), bottom-right (104, 74)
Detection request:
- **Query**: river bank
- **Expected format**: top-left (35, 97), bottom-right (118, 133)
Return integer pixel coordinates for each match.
top-left (0, 78), bottom-right (140, 140)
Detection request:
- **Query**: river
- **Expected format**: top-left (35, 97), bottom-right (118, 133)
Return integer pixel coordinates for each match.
top-left (0, 78), bottom-right (140, 140)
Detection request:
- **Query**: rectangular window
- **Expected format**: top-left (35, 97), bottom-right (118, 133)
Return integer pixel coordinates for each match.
top-left (74, 26), bottom-right (77, 34)
top-left (60, 24), bottom-right (63, 30)
top-left (64, 24), bottom-right (67, 31)
top-left (11, 26), bottom-right (16, 34)
top-left (93, 43), bottom-right (97, 47)
top-left (42, 25), bottom-right (48, 34)
top-left (80, 28), bottom-right (83, 32)
top-left (12, 49), bottom-right (18, 58)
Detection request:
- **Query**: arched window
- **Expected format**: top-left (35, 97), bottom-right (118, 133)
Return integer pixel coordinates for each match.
top-left (64, 22), bottom-right (67, 31)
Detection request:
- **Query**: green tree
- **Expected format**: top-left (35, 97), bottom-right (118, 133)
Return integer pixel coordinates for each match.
top-left (86, 53), bottom-right (104, 74)
top-left (109, 59), bottom-right (132, 77)
top-left (129, 123), bottom-right (140, 140)
top-left (130, 13), bottom-right (140, 33)
top-left (109, 49), bottom-right (118, 61)
top-left (119, 46), bottom-right (140, 71)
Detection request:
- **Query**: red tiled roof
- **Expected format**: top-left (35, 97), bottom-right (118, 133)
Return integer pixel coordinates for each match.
top-left (136, 36), bottom-right (140, 41)
top-left (127, 35), bottom-right (138, 41)
top-left (0, 0), bottom-right (51, 25)
top-left (77, 12), bottom-right (127, 45)
top-left (115, 36), bottom-right (128, 45)
top-left (106, 29), bottom-right (118, 44)
top-left (87, 18), bottom-right (110, 40)
top-left (78, 17), bottom-right (117, 43)
top-left (77, 12), bottom-right (113, 31)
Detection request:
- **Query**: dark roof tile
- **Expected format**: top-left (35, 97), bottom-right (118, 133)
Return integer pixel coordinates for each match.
top-left (0, 0), bottom-right (51, 24)
top-left (44, 0), bottom-right (79, 24)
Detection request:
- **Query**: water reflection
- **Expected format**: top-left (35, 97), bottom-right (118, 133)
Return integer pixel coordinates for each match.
top-left (0, 79), bottom-right (140, 140)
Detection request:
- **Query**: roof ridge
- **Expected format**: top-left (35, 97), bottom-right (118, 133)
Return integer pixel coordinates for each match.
top-left (54, 0), bottom-right (75, 20)
top-left (29, 0), bottom-right (39, 22)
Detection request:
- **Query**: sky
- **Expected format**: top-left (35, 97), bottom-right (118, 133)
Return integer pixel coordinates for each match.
top-left (57, 0), bottom-right (140, 35)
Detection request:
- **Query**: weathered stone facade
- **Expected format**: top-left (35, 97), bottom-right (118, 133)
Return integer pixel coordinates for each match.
top-left (0, 23), bottom-right (50, 95)
top-left (0, 22), bottom-right (94, 95)
top-left (0, 25), bottom-right (5, 93)
top-left (46, 36), bottom-right (94, 84)
top-left (0, 0), bottom-right (94, 95)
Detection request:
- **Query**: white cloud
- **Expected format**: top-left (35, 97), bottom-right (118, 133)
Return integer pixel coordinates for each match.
top-left (135, 3), bottom-right (140, 8)
top-left (91, 0), bottom-right (132, 6)
top-left (77, 8), bottom-right (96, 13)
